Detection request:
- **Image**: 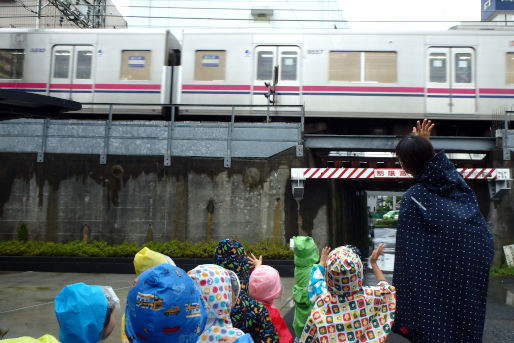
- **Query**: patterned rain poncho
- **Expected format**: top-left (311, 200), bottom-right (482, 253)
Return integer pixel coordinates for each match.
top-left (188, 264), bottom-right (246, 342)
top-left (393, 151), bottom-right (494, 342)
top-left (300, 246), bottom-right (396, 343)
top-left (214, 239), bottom-right (279, 343)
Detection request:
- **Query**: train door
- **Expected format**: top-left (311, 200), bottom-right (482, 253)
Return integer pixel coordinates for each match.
top-left (252, 46), bottom-right (301, 107)
top-left (426, 47), bottom-right (476, 114)
top-left (50, 45), bottom-right (94, 103)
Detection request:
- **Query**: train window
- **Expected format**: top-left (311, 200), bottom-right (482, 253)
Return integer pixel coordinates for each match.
top-left (329, 52), bottom-right (360, 81)
top-left (330, 51), bottom-right (396, 82)
top-left (257, 50), bottom-right (274, 80)
top-left (506, 53), bottom-right (514, 84)
top-left (364, 52), bottom-right (397, 83)
top-left (280, 51), bottom-right (297, 81)
top-left (76, 51), bottom-right (92, 79)
top-left (194, 50), bottom-right (226, 81)
top-left (0, 49), bottom-right (24, 79)
top-left (429, 52), bottom-right (447, 83)
top-left (455, 53), bottom-right (472, 83)
top-left (121, 50), bottom-right (151, 80)
top-left (53, 50), bottom-right (71, 79)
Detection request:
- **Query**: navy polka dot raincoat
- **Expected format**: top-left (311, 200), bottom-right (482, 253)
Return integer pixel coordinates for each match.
top-left (392, 151), bottom-right (494, 343)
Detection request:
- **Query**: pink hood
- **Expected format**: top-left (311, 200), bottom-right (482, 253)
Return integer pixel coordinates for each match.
top-left (249, 265), bottom-right (282, 308)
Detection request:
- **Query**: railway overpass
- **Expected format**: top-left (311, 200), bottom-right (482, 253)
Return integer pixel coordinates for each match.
top-left (0, 102), bottom-right (512, 265)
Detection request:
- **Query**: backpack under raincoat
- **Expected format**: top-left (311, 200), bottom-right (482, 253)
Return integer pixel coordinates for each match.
top-left (392, 151), bottom-right (494, 342)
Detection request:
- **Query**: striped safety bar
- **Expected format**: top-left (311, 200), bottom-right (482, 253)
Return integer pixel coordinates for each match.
top-left (291, 168), bottom-right (510, 180)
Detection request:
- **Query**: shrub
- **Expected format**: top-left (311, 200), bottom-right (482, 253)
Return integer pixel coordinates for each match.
top-left (374, 218), bottom-right (398, 227)
top-left (0, 239), bottom-right (293, 259)
top-left (490, 265), bottom-right (514, 277)
top-left (17, 224), bottom-right (28, 241)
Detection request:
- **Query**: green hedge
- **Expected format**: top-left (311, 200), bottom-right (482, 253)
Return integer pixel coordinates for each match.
top-left (490, 265), bottom-right (514, 277)
top-left (374, 218), bottom-right (398, 227)
top-left (0, 239), bottom-right (294, 259)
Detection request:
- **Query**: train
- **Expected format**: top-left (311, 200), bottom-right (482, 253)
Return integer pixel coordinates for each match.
top-left (1, 27), bottom-right (514, 133)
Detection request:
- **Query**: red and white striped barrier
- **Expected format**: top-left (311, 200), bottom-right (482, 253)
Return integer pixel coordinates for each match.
top-left (291, 168), bottom-right (510, 180)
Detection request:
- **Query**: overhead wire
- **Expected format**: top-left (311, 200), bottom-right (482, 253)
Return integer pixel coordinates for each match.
top-left (0, 4), bottom-right (352, 12)
top-left (0, 14), bottom-right (485, 23)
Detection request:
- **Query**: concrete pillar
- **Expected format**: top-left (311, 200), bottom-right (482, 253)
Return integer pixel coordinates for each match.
top-left (486, 151), bottom-right (514, 267)
top-left (331, 183), bottom-right (369, 257)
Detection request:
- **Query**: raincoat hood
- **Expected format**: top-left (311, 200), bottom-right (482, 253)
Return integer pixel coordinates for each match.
top-left (326, 246), bottom-right (363, 296)
top-left (124, 264), bottom-right (207, 343)
top-left (54, 283), bottom-right (107, 343)
top-left (214, 239), bottom-right (251, 291)
top-left (293, 236), bottom-right (319, 267)
top-left (415, 151), bottom-right (466, 195)
top-left (2, 335), bottom-right (59, 343)
top-left (133, 247), bottom-right (175, 276)
top-left (249, 265), bottom-right (282, 308)
top-left (188, 264), bottom-right (245, 342)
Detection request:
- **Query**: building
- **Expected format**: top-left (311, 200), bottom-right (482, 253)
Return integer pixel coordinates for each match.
top-left (0, 0), bottom-right (127, 29)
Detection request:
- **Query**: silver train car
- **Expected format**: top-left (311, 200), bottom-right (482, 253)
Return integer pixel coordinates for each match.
top-left (180, 28), bottom-right (514, 122)
top-left (1, 28), bottom-right (514, 122)
top-left (0, 29), bottom-right (181, 114)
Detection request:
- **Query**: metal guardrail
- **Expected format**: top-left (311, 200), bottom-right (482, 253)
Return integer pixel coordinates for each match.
top-left (0, 103), bottom-right (305, 166)
top-left (304, 134), bottom-right (497, 153)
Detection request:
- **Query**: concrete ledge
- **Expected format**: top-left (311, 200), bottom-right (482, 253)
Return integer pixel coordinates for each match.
top-left (0, 256), bottom-right (294, 276)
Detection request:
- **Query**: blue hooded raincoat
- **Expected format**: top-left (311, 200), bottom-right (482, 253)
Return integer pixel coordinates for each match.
top-left (54, 283), bottom-right (107, 343)
top-left (392, 151), bottom-right (494, 342)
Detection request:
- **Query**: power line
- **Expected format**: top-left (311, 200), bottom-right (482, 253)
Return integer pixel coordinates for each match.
top-left (125, 0), bottom-right (341, 2)
top-left (0, 4), bottom-right (346, 12)
top-left (0, 14), bottom-right (484, 23)
top-left (12, 0), bottom-right (38, 15)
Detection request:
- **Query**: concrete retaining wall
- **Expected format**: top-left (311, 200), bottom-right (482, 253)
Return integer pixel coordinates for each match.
top-left (0, 150), bottom-right (329, 245)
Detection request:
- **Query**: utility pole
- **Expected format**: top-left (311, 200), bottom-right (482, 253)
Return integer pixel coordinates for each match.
top-left (36, 0), bottom-right (41, 29)
top-left (46, 0), bottom-right (106, 28)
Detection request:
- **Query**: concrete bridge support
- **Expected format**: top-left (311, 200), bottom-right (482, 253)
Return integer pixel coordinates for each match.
top-left (486, 152), bottom-right (514, 267)
top-left (331, 182), bottom-right (369, 257)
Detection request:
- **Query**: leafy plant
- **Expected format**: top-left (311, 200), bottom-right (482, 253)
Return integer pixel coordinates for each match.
top-left (374, 218), bottom-right (398, 227)
top-left (490, 265), bottom-right (514, 277)
top-left (17, 223), bottom-right (28, 241)
top-left (0, 239), bottom-right (293, 259)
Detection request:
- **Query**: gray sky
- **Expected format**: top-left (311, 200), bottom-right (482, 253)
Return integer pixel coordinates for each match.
top-left (111, 0), bottom-right (482, 30)
top-left (340, 0), bottom-right (481, 30)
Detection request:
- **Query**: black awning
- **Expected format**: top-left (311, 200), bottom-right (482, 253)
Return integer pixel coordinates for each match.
top-left (0, 89), bottom-right (82, 118)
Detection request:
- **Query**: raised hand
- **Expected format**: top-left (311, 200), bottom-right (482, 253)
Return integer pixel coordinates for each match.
top-left (369, 243), bottom-right (386, 283)
top-left (412, 118), bottom-right (435, 139)
top-left (369, 243), bottom-right (384, 266)
top-left (319, 246), bottom-right (331, 268)
top-left (248, 252), bottom-right (263, 269)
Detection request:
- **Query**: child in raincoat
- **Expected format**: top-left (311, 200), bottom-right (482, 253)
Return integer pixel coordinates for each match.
top-left (121, 247), bottom-right (176, 342)
top-left (248, 255), bottom-right (293, 343)
top-left (124, 263), bottom-right (208, 343)
top-left (214, 239), bottom-right (279, 343)
top-left (291, 236), bottom-right (319, 339)
top-left (300, 244), bottom-right (396, 343)
top-left (188, 264), bottom-right (247, 342)
top-left (2, 283), bottom-right (119, 343)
